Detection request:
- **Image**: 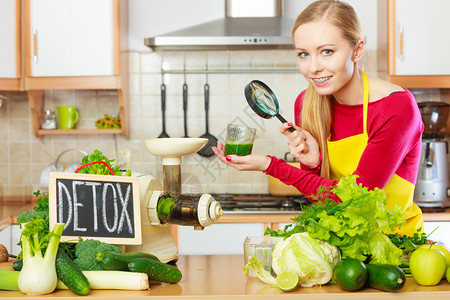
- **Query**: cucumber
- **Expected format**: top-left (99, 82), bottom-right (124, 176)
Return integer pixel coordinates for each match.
top-left (128, 257), bottom-right (182, 284)
top-left (365, 264), bottom-right (405, 292)
top-left (333, 258), bottom-right (367, 291)
top-left (97, 251), bottom-right (160, 270)
top-left (12, 259), bottom-right (23, 271)
top-left (55, 248), bottom-right (90, 295)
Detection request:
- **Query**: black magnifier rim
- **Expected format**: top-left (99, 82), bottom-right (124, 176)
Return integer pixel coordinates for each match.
top-left (244, 80), bottom-right (279, 119)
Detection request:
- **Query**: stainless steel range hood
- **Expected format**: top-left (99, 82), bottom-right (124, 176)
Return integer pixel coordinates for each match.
top-left (144, 0), bottom-right (295, 51)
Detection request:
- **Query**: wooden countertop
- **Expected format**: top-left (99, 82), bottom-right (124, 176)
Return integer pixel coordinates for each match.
top-left (0, 255), bottom-right (449, 299)
top-left (216, 207), bottom-right (450, 223)
top-left (1, 200), bottom-right (450, 230)
top-left (0, 198), bottom-right (35, 231)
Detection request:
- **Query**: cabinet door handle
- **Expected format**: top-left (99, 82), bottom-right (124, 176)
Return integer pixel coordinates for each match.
top-left (398, 26), bottom-right (404, 61)
top-left (33, 28), bottom-right (38, 63)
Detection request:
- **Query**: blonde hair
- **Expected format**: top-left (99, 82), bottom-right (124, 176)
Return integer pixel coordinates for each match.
top-left (292, 0), bottom-right (362, 178)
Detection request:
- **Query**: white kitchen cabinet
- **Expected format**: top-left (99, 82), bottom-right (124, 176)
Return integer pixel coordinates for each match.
top-left (27, 0), bottom-right (114, 77)
top-left (424, 221), bottom-right (450, 247)
top-left (0, 226), bottom-right (12, 254)
top-left (22, 0), bottom-right (129, 138)
top-left (177, 223), bottom-right (264, 255)
top-left (0, 225), bottom-right (21, 256)
top-left (394, 0), bottom-right (449, 76)
top-left (10, 225), bottom-right (21, 256)
top-left (378, 0), bottom-right (450, 88)
top-left (0, 0), bottom-right (21, 90)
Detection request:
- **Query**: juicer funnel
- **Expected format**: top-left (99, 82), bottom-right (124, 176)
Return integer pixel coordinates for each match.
top-left (144, 138), bottom-right (208, 165)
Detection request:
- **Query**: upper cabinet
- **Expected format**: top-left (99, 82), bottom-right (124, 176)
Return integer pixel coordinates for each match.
top-left (28, 0), bottom-right (115, 77)
top-left (0, 0), bottom-right (129, 137)
top-left (24, 0), bottom-right (126, 90)
top-left (0, 0), bottom-right (21, 90)
top-left (378, 0), bottom-right (450, 88)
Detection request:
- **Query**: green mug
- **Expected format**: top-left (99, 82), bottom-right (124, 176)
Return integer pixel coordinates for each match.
top-left (57, 106), bottom-right (79, 129)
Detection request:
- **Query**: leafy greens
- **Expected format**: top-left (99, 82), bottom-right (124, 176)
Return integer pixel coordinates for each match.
top-left (267, 175), bottom-right (406, 265)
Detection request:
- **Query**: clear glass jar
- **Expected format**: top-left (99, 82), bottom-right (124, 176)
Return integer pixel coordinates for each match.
top-left (41, 110), bottom-right (57, 129)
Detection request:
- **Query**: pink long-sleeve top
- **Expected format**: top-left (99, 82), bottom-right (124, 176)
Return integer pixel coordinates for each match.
top-left (264, 88), bottom-right (424, 202)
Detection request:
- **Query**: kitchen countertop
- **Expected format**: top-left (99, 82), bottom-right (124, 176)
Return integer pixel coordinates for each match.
top-left (0, 255), bottom-right (449, 299)
top-left (0, 197), bottom-right (35, 231)
top-left (1, 198), bottom-right (450, 230)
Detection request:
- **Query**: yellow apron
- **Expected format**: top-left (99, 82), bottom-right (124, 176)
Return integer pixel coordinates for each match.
top-left (327, 71), bottom-right (423, 235)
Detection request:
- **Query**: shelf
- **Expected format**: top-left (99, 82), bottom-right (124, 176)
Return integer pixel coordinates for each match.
top-left (24, 76), bottom-right (121, 90)
top-left (0, 78), bottom-right (22, 91)
top-left (387, 75), bottom-right (450, 89)
top-left (27, 89), bottom-right (129, 138)
top-left (38, 129), bottom-right (123, 136)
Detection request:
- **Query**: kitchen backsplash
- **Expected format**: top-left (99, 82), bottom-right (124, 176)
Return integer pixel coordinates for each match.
top-left (0, 49), bottom-right (446, 197)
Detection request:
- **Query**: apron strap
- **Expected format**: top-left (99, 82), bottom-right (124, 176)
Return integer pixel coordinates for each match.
top-left (362, 70), bottom-right (369, 135)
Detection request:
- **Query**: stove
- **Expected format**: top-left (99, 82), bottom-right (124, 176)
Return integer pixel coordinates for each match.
top-left (211, 194), bottom-right (310, 214)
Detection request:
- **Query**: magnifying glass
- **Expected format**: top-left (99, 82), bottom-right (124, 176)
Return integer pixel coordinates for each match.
top-left (244, 80), bottom-right (295, 132)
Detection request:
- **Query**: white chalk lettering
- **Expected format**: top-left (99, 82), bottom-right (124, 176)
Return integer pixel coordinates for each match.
top-left (56, 179), bottom-right (134, 237)
top-left (72, 181), bottom-right (86, 232)
top-left (102, 183), bottom-right (118, 233)
top-left (116, 183), bottom-right (132, 234)
top-left (85, 181), bottom-right (101, 232)
top-left (57, 181), bottom-right (72, 229)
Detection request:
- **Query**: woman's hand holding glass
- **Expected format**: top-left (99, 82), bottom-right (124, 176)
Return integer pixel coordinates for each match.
top-left (280, 123), bottom-right (320, 167)
top-left (212, 141), bottom-right (271, 172)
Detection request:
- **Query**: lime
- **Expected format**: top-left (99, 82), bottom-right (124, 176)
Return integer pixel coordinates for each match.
top-left (276, 271), bottom-right (299, 292)
top-left (334, 258), bottom-right (367, 291)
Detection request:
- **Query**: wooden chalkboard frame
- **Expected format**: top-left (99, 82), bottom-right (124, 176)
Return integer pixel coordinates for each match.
top-left (49, 172), bottom-right (142, 245)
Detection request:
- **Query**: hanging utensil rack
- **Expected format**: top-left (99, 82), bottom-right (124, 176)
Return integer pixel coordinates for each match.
top-left (161, 68), bottom-right (300, 75)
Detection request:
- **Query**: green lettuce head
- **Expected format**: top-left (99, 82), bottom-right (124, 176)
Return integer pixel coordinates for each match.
top-left (272, 232), bottom-right (341, 287)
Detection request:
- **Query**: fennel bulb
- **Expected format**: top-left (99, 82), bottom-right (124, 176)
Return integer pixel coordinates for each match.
top-left (18, 219), bottom-right (65, 295)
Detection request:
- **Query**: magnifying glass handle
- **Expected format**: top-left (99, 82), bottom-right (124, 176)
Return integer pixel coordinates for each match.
top-left (276, 114), bottom-right (295, 132)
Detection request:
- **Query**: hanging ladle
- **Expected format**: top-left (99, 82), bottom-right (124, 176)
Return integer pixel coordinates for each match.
top-left (244, 80), bottom-right (295, 132)
top-left (198, 73), bottom-right (219, 157)
top-left (158, 81), bottom-right (170, 138)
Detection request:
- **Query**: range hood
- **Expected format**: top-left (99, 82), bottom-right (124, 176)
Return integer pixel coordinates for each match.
top-left (144, 0), bottom-right (295, 51)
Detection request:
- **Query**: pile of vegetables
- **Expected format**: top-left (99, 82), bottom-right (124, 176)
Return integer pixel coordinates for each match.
top-left (0, 150), bottom-right (182, 295)
top-left (267, 175), bottom-right (406, 265)
top-left (246, 175), bottom-right (434, 292)
top-left (77, 149), bottom-right (131, 176)
top-left (244, 232), bottom-right (340, 288)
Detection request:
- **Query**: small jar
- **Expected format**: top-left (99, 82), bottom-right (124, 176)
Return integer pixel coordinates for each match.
top-left (41, 110), bottom-right (57, 129)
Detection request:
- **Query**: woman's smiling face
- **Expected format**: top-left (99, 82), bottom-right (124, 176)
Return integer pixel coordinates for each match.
top-left (294, 18), bottom-right (358, 97)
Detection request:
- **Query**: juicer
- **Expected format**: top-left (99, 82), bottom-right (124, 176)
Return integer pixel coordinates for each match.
top-left (126, 138), bottom-right (223, 262)
top-left (414, 101), bottom-right (450, 210)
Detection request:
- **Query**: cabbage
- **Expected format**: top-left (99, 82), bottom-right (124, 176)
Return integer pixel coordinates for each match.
top-left (272, 233), bottom-right (340, 287)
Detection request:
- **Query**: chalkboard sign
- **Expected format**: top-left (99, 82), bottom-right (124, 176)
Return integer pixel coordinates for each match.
top-left (48, 172), bottom-right (142, 245)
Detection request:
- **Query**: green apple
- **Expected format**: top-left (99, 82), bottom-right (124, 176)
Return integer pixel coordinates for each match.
top-left (410, 248), bottom-right (447, 286)
top-left (420, 244), bottom-right (450, 267)
top-left (447, 266), bottom-right (450, 283)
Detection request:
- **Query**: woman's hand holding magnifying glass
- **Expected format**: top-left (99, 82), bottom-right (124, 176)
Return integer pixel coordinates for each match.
top-left (280, 122), bottom-right (321, 167)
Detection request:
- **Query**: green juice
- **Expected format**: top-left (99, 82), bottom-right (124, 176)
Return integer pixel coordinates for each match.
top-left (224, 143), bottom-right (254, 156)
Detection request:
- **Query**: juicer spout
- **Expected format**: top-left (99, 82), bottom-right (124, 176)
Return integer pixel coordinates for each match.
top-left (148, 193), bottom-right (223, 227)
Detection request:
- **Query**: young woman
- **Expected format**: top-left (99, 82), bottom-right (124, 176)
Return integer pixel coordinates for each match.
top-left (212, 0), bottom-right (424, 235)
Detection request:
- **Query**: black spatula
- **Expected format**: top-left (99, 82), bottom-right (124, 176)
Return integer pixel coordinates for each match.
top-left (158, 83), bottom-right (169, 138)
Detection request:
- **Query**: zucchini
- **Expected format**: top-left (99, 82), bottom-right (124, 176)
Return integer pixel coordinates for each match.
top-left (128, 257), bottom-right (182, 284)
top-left (97, 251), bottom-right (160, 270)
top-left (12, 259), bottom-right (23, 271)
top-left (365, 264), bottom-right (405, 292)
top-left (55, 248), bottom-right (90, 295)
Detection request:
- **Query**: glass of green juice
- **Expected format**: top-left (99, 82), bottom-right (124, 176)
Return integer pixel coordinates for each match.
top-left (224, 124), bottom-right (256, 156)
